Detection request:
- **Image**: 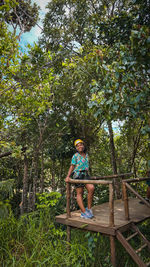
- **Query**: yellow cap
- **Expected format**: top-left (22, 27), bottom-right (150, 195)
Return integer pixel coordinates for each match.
top-left (74, 139), bottom-right (84, 147)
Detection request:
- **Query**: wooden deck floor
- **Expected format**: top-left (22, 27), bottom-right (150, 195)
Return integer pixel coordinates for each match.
top-left (56, 198), bottom-right (150, 236)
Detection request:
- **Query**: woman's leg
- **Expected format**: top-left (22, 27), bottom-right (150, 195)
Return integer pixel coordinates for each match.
top-left (85, 184), bottom-right (95, 209)
top-left (76, 187), bottom-right (85, 212)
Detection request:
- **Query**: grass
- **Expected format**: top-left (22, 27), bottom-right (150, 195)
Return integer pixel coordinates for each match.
top-left (0, 196), bottom-right (150, 267)
top-left (0, 207), bottom-right (113, 267)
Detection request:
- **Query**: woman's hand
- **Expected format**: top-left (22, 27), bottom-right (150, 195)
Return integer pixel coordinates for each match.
top-left (65, 176), bottom-right (71, 182)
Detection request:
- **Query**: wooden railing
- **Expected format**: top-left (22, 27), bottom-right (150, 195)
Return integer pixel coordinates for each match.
top-left (122, 177), bottom-right (150, 220)
top-left (66, 173), bottom-right (133, 227)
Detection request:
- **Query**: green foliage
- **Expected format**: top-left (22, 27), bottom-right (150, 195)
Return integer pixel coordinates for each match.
top-left (116, 220), bottom-right (150, 266)
top-left (0, 207), bottom-right (114, 267)
top-left (0, 21), bottom-right (19, 107)
top-left (0, 206), bottom-right (17, 259)
top-left (36, 191), bottom-right (61, 209)
top-left (0, 200), bottom-right (11, 219)
top-left (0, 179), bottom-right (15, 200)
top-left (43, 0), bottom-right (134, 50)
top-left (0, 1), bottom-right (150, 265)
top-left (1, 0), bottom-right (40, 35)
top-left (0, 179), bottom-right (16, 219)
top-left (0, 198), bottom-right (150, 266)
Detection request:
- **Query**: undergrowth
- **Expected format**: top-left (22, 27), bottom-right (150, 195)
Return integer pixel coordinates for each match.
top-left (0, 193), bottom-right (149, 267)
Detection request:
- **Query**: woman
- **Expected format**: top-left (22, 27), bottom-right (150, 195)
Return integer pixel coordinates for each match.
top-left (65, 139), bottom-right (94, 219)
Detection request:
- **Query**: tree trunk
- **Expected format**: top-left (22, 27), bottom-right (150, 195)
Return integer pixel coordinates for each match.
top-left (22, 153), bottom-right (28, 213)
top-left (51, 160), bottom-right (56, 190)
top-left (58, 158), bottom-right (64, 193)
top-left (40, 149), bottom-right (44, 193)
top-left (107, 121), bottom-right (121, 199)
top-left (28, 184), bottom-right (33, 212)
top-left (32, 152), bottom-right (39, 210)
top-left (128, 121), bottom-right (143, 172)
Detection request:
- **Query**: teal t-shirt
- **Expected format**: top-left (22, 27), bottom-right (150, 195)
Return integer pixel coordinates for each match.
top-left (71, 152), bottom-right (89, 177)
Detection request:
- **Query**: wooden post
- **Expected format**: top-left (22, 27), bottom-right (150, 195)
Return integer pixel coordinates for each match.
top-left (66, 182), bottom-right (71, 218)
top-left (67, 226), bottom-right (71, 243)
top-left (66, 182), bottom-right (71, 249)
top-left (109, 183), bottom-right (114, 227)
top-left (110, 236), bottom-right (116, 267)
top-left (109, 182), bottom-right (116, 266)
top-left (122, 181), bottom-right (129, 220)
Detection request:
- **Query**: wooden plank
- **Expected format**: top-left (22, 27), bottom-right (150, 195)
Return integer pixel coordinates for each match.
top-left (55, 216), bottom-right (115, 235)
top-left (66, 219), bottom-right (116, 235)
top-left (127, 199), bottom-right (150, 223)
top-left (56, 198), bottom-right (150, 235)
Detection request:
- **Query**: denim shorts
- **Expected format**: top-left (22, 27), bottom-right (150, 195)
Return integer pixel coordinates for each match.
top-left (73, 171), bottom-right (90, 188)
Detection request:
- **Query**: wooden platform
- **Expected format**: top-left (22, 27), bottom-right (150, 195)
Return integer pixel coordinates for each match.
top-left (56, 198), bottom-right (150, 236)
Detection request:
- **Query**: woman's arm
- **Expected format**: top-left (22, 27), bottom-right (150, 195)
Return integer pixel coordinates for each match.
top-left (65, 165), bottom-right (75, 182)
